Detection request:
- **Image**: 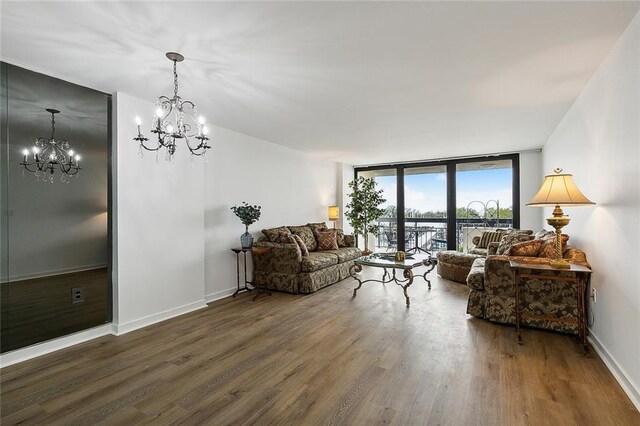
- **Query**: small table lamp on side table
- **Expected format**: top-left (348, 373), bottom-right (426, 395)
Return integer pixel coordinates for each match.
top-left (526, 168), bottom-right (595, 269)
top-left (328, 205), bottom-right (339, 228)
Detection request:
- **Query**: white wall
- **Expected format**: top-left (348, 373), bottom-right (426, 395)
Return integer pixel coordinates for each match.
top-left (337, 162), bottom-right (355, 234)
top-left (542, 13), bottom-right (640, 409)
top-left (518, 150), bottom-right (543, 231)
top-left (204, 127), bottom-right (338, 300)
top-left (113, 92), bottom-right (206, 331)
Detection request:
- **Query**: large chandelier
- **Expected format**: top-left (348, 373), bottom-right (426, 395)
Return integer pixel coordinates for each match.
top-left (20, 108), bottom-right (81, 183)
top-left (134, 52), bottom-right (211, 161)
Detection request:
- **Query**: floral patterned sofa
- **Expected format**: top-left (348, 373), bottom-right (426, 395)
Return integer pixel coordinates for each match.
top-left (466, 231), bottom-right (590, 334)
top-left (252, 223), bottom-right (361, 294)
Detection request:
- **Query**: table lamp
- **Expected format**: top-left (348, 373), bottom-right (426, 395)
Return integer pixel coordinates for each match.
top-left (328, 205), bottom-right (339, 228)
top-left (527, 168), bottom-right (594, 268)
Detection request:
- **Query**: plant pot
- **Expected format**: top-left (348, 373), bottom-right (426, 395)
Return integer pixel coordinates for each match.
top-left (240, 227), bottom-right (253, 249)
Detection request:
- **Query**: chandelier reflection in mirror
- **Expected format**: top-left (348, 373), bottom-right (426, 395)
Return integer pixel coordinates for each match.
top-left (20, 108), bottom-right (81, 183)
top-left (133, 52), bottom-right (211, 161)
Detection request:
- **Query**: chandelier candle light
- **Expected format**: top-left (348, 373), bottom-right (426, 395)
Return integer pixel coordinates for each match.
top-left (133, 52), bottom-right (211, 160)
top-left (20, 108), bottom-right (81, 182)
top-left (527, 168), bottom-right (595, 269)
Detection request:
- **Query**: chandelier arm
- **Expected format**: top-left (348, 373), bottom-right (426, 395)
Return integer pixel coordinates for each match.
top-left (21, 162), bottom-right (38, 173)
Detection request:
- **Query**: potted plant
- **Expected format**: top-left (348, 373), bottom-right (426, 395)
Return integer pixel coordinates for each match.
top-left (345, 176), bottom-right (386, 255)
top-left (230, 202), bottom-right (262, 248)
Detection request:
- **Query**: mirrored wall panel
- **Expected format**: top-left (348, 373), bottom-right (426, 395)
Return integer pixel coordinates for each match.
top-left (1, 62), bottom-right (111, 353)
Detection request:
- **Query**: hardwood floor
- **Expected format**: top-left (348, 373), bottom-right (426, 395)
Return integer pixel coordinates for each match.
top-left (1, 269), bottom-right (638, 425)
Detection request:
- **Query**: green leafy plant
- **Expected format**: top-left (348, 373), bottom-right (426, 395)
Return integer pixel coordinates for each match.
top-left (345, 177), bottom-right (386, 252)
top-left (231, 202), bottom-right (262, 228)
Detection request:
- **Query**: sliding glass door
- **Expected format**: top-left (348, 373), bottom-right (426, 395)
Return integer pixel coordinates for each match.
top-left (403, 165), bottom-right (448, 253)
top-left (456, 159), bottom-right (514, 251)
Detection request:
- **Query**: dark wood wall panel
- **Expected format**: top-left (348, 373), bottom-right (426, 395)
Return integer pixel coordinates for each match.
top-left (1, 268), bottom-right (109, 352)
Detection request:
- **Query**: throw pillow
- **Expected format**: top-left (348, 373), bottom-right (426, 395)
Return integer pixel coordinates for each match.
top-left (507, 239), bottom-right (545, 257)
top-left (538, 234), bottom-right (570, 259)
top-left (496, 231), bottom-right (534, 255)
top-left (261, 226), bottom-right (290, 242)
top-left (289, 234), bottom-right (309, 256)
top-left (335, 229), bottom-right (346, 247)
top-left (288, 226), bottom-right (317, 252)
top-left (314, 229), bottom-right (339, 250)
top-left (534, 229), bottom-right (552, 240)
top-left (477, 230), bottom-right (505, 248)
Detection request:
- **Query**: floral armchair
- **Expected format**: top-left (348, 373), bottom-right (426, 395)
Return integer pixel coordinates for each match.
top-left (466, 248), bottom-right (590, 334)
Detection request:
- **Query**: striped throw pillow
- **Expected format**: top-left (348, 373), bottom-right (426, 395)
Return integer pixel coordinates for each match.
top-left (477, 230), bottom-right (505, 248)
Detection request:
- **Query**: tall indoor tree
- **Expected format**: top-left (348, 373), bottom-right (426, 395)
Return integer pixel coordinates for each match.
top-left (345, 176), bottom-right (386, 254)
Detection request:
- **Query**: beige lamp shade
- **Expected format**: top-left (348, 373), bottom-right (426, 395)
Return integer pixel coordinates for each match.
top-left (527, 168), bottom-right (595, 207)
top-left (328, 205), bottom-right (340, 221)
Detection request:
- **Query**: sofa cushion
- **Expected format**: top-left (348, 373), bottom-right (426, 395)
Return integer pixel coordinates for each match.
top-left (289, 225), bottom-right (318, 252)
top-left (534, 229), bottom-right (555, 240)
top-left (538, 234), bottom-right (570, 259)
top-left (507, 239), bottom-right (545, 257)
top-left (306, 222), bottom-right (328, 233)
top-left (314, 229), bottom-right (339, 250)
top-left (261, 226), bottom-right (290, 242)
top-left (468, 247), bottom-right (488, 256)
top-left (323, 247), bottom-right (362, 263)
top-left (289, 234), bottom-right (309, 256)
top-left (466, 258), bottom-right (486, 290)
top-left (301, 252), bottom-right (338, 272)
top-left (496, 230), bottom-right (534, 255)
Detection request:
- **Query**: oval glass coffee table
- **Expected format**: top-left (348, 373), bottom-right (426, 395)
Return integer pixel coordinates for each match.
top-left (350, 253), bottom-right (437, 307)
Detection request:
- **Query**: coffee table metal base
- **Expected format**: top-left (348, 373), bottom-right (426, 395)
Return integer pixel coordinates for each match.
top-left (350, 264), bottom-right (415, 307)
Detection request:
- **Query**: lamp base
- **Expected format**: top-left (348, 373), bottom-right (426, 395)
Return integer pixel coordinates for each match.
top-left (549, 258), bottom-right (570, 269)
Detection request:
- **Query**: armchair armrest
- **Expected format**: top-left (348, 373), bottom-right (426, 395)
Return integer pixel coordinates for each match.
top-left (252, 241), bottom-right (302, 274)
top-left (344, 235), bottom-right (356, 247)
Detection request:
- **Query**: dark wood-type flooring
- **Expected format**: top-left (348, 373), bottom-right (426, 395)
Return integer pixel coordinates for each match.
top-left (1, 268), bottom-right (638, 425)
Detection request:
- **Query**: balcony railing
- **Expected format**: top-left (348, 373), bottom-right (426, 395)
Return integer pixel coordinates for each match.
top-left (374, 217), bottom-right (513, 253)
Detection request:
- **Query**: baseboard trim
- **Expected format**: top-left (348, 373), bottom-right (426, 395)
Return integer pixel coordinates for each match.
top-left (588, 331), bottom-right (640, 411)
top-left (113, 300), bottom-right (207, 335)
top-left (0, 324), bottom-right (114, 368)
top-left (205, 287), bottom-right (236, 304)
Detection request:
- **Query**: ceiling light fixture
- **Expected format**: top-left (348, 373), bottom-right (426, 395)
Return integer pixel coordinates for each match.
top-left (20, 108), bottom-right (81, 183)
top-left (133, 52), bottom-right (211, 161)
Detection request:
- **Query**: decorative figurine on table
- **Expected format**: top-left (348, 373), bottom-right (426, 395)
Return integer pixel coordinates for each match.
top-left (231, 202), bottom-right (262, 249)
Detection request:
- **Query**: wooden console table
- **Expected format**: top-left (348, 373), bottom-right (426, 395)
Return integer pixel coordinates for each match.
top-left (510, 261), bottom-right (592, 352)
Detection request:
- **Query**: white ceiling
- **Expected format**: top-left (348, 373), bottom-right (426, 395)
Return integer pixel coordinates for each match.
top-left (2, 1), bottom-right (639, 165)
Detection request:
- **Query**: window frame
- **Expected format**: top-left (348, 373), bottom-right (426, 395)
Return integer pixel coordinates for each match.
top-left (353, 153), bottom-right (520, 251)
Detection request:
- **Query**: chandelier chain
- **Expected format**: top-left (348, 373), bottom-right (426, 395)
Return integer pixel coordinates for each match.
top-left (173, 60), bottom-right (179, 99)
top-left (51, 112), bottom-right (56, 139)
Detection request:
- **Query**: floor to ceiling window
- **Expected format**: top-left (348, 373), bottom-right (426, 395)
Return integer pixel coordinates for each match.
top-left (354, 154), bottom-right (519, 253)
top-left (355, 168), bottom-right (397, 252)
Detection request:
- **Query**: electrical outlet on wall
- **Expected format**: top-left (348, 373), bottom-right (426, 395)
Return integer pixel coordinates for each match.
top-left (72, 287), bottom-right (85, 303)
top-left (590, 287), bottom-right (597, 303)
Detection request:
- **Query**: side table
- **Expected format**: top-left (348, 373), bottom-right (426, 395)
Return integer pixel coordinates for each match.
top-left (230, 247), bottom-right (273, 301)
top-left (510, 260), bottom-right (592, 353)
top-left (231, 248), bottom-right (254, 297)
